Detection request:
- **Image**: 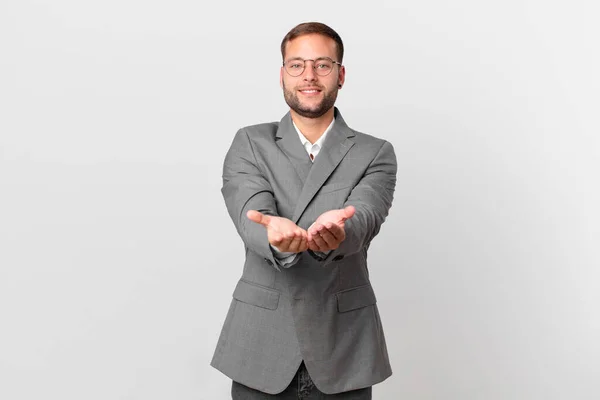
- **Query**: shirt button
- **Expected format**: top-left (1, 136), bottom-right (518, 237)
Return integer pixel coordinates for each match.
top-left (264, 258), bottom-right (273, 266)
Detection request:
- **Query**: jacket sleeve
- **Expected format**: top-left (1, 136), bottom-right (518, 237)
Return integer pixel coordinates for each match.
top-left (221, 128), bottom-right (284, 271)
top-left (313, 140), bottom-right (397, 266)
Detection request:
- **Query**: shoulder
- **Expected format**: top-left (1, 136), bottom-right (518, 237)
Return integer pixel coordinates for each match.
top-left (335, 108), bottom-right (392, 149)
top-left (347, 128), bottom-right (393, 154)
top-left (238, 121), bottom-right (280, 139)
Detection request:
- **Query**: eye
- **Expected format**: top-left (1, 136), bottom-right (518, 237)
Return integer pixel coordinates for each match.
top-left (314, 59), bottom-right (333, 70)
top-left (287, 61), bottom-right (303, 69)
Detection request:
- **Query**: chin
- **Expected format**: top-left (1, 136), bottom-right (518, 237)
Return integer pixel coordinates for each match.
top-left (295, 108), bottom-right (328, 119)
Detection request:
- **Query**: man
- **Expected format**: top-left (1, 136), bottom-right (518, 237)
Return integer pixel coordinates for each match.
top-left (211, 22), bottom-right (397, 399)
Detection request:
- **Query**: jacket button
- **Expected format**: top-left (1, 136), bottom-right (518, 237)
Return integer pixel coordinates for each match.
top-left (333, 255), bottom-right (344, 261)
top-left (264, 258), bottom-right (273, 266)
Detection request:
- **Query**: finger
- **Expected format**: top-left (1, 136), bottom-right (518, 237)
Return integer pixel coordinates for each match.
top-left (318, 227), bottom-right (338, 249)
top-left (324, 223), bottom-right (346, 242)
top-left (247, 210), bottom-right (271, 227)
top-left (295, 228), bottom-right (308, 239)
top-left (308, 240), bottom-right (320, 252)
top-left (287, 233), bottom-right (303, 252)
top-left (309, 231), bottom-right (328, 251)
top-left (299, 236), bottom-right (308, 252)
top-left (296, 234), bottom-right (309, 253)
top-left (277, 232), bottom-right (295, 251)
top-left (340, 205), bottom-right (355, 222)
top-left (308, 224), bottom-right (327, 251)
top-left (269, 232), bottom-right (284, 247)
top-left (308, 223), bottom-right (324, 237)
top-left (307, 228), bottom-right (317, 247)
top-left (293, 228), bottom-right (308, 247)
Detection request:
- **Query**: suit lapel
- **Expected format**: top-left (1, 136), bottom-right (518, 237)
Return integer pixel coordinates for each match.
top-left (275, 112), bottom-right (313, 183)
top-left (292, 108), bottom-right (355, 223)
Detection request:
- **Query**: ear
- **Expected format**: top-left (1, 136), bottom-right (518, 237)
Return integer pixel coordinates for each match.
top-left (338, 65), bottom-right (346, 88)
top-left (280, 67), bottom-right (284, 89)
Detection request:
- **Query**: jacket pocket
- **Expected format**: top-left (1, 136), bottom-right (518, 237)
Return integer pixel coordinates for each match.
top-left (232, 279), bottom-right (280, 310)
top-left (336, 284), bottom-right (377, 312)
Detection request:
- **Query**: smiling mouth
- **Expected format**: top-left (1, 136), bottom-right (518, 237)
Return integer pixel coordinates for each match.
top-left (298, 88), bottom-right (322, 94)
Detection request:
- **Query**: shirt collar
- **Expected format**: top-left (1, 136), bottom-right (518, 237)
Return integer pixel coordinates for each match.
top-left (292, 117), bottom-right (336, 149)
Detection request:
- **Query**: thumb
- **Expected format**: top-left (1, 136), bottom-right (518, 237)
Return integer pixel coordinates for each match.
top-left (247, 210), bottom-right (271, 227)
top-left (341, 205), bottom-right (355, 221)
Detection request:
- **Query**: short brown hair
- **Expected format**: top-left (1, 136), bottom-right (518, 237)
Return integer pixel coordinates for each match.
top-left (281, 22), bottom-right (344, 63)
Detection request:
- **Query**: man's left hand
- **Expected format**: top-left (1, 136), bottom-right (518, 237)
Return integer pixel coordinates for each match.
top-left (307, 206), bottom-right (355, 252)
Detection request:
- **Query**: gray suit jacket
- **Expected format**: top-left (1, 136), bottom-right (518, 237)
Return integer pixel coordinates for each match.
top-left (211, 108), bottom-right (397, 395)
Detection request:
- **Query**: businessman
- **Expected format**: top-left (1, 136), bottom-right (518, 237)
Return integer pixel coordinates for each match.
top-left (211, 22), bottom-right (397, 399)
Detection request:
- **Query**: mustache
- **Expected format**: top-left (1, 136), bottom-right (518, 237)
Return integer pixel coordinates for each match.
top-left (295, 85), bottom-right (325, 90)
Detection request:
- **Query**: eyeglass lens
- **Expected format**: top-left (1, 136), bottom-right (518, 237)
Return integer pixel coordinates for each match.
top-left (284, 58), bottom-right (335, 77)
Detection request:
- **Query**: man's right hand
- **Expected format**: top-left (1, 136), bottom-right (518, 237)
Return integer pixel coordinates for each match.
top-left (247, 210), bottom-right (308, 253)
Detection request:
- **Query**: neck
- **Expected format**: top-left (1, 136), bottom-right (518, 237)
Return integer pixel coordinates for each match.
top-left (290, 107), bottom-right (335, 144)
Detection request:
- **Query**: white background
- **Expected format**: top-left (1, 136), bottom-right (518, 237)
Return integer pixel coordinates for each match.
top-left (1, 1), bottom-right (598, 399)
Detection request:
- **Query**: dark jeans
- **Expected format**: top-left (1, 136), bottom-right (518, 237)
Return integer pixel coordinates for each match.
top-left (231, 362), bottom-right (372, 399)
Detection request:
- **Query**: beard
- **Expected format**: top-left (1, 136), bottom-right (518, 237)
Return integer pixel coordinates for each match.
top-left (282, 81), bottom-right (338, 119)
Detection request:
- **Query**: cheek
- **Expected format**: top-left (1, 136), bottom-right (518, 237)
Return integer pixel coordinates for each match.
top-left (281, 77), bottom-right (293, 90)
top-left (324, 76), bottom-right (340, 88)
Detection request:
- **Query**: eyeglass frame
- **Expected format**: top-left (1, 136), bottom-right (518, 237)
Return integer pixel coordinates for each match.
top-left (282, 56), bottom-right (343, 77)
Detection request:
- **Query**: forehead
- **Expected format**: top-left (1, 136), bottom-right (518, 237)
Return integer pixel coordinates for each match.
top-left (284, 33), bottom-right (337, 59)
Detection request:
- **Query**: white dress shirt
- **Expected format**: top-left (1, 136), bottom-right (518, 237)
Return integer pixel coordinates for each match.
top-left (271, 117), bottom-right (336, 267)
top-left (294, 117), bottom-right (335, 162)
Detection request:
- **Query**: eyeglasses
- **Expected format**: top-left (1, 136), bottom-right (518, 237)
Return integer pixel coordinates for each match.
top-left (283, 57), bottom-right (342, 77)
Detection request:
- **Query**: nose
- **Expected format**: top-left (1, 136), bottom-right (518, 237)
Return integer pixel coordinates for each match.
top-left (302, 60), bottom-right (317, 82)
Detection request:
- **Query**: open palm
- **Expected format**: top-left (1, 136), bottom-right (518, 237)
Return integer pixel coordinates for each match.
top-left (307, 206), bottom-right (355, 252)
top-left (246, 210), bottom-right (308, 253)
